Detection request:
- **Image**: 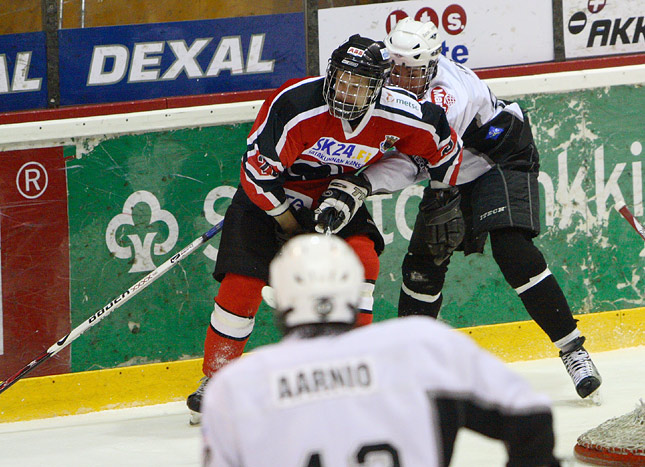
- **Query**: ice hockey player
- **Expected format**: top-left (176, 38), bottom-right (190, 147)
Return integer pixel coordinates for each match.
top-left (372, 17), bottom-right (601, 399)
top-left (200, 234), bottom-right (562, 467)
top-left (186, 33), bottom-right (463, 423)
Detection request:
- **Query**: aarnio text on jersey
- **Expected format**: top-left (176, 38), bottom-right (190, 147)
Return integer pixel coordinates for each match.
top-left (272, 358), bottom-right (375, 407)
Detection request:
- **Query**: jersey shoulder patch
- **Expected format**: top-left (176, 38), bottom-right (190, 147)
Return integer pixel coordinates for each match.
top-left (379, 87), bottom-right (423, 119)
top-left (428, 86), bottom-right (456, 112)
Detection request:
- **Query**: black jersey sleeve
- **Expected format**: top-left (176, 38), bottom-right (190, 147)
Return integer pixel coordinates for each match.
top-left (462, 103), bottom-right (539, 172)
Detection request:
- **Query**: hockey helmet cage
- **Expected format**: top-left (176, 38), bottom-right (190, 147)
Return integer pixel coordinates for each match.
top-left (385, 18), bottom-right (442, 99)
top-left (323, 34), bottom-right (391, 120)
top-left (269, 234), bottom-right (364, 330)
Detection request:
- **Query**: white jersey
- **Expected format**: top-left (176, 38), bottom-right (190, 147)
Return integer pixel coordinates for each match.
top-left (426, 56), bottom-right (521, 184)
top-left (364, 56), bottom-right (527, 191)
top-left (427, 56), bottom-right (500, 138)
top-left (201, 316), bottom-right (555, 467)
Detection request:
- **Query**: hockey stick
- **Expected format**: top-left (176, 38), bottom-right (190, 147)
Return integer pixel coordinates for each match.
top-left (0, 219), bottom-right (224, 395)
top-left (615, 204), bottom-right (645, 242)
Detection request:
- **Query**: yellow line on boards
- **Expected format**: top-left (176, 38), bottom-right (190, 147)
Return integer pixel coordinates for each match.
top-left (461, 307), bottom-right (645, 361)
top-left (1, 307), bottom-right (643, 423)
top-left (0, 359), bottom-right (203, 423)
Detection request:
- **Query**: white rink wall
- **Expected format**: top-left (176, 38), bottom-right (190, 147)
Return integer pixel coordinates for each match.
top-left (0, 64), bottom-right (643, 153)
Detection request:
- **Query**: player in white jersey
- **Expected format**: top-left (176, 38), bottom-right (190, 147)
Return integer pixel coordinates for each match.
top-left (364, 18), bottom-right (601, 400)
top-left (201, 234), bottom-right (561, 467)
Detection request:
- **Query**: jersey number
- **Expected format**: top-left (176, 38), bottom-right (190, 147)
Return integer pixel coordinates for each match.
top-left (305, 442), bottom-right (400, 466)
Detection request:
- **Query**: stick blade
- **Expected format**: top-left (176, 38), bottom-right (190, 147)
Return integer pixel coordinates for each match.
top-left (615, 204), bottom-right (645, 242)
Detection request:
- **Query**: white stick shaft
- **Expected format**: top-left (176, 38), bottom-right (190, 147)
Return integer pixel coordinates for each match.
top-left (1, 221), bottom-right (223, 395)
top-left (47, 223), bottom-right (221, 356)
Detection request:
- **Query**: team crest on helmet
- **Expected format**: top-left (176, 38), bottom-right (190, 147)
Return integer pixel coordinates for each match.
top-left (380, 135), bottom-right (400, 153)
top-left (315, 297), bottom-right (333, 319)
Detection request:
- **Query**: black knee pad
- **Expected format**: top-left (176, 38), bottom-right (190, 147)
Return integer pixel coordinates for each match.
top-left (490, 228), bottom-right (547, 289)
top-left (401, 253), bottom-right (448, 295)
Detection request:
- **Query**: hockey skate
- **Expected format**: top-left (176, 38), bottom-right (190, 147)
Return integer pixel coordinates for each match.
top-left (559, 336), bottom-right (602, 399)
top-left (186, 376), bottom-right (209, 426)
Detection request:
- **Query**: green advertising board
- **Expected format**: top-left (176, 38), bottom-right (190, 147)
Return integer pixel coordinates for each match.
top-left (66, 85), bottom-right (645, 372)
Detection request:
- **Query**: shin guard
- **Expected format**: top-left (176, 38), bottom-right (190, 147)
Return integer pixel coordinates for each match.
top-left (202, 273), bottom-right (264, 376)
top-left (490, 229), bottom-right (577, 341)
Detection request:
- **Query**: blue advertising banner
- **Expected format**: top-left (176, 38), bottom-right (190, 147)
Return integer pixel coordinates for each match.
top-left (58, 14), bottom-right (305, 106)
top-left (0, 32), bottom-right (48, 112)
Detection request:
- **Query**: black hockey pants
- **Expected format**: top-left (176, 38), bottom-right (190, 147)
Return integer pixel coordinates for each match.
top-left (398, 227), bottom-right (578, 342)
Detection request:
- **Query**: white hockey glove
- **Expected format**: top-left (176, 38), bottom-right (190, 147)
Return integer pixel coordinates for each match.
top-left (261, 285), bottom-right (277, 308)
top-left (314, 175), bottom-right (371, 234)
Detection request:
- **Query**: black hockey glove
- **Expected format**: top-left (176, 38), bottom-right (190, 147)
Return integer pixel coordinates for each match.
top-left (314, 174), bottom-right (371, 234)
top-left (419, 186), bottom-right (465, 265)
top-left (274, 206), bottom-right (316, 247)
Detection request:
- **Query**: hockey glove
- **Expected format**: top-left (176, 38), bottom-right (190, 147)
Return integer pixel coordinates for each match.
top-left (419, 186), bottom-right (465, 265)
top-left (274, 207), bottom-right (316, 247)
top-left (314, 174), bottom-right (371, 234)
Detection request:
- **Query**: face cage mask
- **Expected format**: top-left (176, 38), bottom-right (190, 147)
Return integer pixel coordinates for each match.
top-left (323, 65), bottom-right (383, 121)
top-left (388, 62), bottom-right (436, 100)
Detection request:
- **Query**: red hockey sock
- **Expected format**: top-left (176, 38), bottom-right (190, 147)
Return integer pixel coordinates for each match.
top-left (202, 326), bottom-right (250, 376)
top-left (346, 235), bottom-right (379, 327)
top-left (355, 311), bottom-right (373, 327)
top-left (346, 235), bottom-right (380, 282)
top-left (202, 273), bottom-right (264, 376)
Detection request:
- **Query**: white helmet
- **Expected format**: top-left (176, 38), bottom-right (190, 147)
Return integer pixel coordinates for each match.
top-left (384, 18), bottom-right (442, 99)
top-left (269, 234), bottom-right (364, 330)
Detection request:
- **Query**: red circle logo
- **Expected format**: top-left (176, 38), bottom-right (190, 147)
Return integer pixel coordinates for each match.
top-left (442, 4), bottom-right (467, 35)
top-left (385, 10), bottom-right (409, 34)
top-left (414, 8), bottom-right (439, 28)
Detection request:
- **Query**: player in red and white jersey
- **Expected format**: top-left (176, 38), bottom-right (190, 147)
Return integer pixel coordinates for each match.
top-left (241, 74), bottom-right (462, 213)
top-left (368, 18), bottom-right (601, 400)
top-left (186, 34), bottom-right (462, 423)
top-left (201, 234), bottom-right (561, 467)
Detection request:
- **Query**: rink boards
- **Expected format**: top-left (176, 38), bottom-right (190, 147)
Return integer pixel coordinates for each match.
top-left (0, 65), bottom-right (644, 408)
top-left (1, 306), bottom-right (643, 423)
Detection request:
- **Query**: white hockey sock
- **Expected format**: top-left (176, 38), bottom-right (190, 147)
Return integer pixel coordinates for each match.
top-left (554, 328), bottom-right (582, 350)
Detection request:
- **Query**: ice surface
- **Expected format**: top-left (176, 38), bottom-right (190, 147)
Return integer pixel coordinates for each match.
top-left (1, 346), bottom-right (643, 466)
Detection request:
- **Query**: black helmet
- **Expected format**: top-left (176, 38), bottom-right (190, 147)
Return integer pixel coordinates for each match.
top-left (323, 35), bottom-right (392, 120)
